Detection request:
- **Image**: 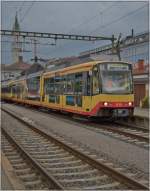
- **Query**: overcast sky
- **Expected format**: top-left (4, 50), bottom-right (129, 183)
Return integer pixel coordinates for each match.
top-left (1, 0), bottom-right (149, 64)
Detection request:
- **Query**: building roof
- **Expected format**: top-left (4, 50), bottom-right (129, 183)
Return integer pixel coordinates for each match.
top-left (2, 56), bottom-right (31, 71)
top-left (5, 63), bottom-right (31, 70)
top-left (1, 64), bottom-right (7, 70)
top-left (46, 56), bottom-right (94, 71)
top-left (3, 62), bottom-right (30, 71)
top-left (21, 63), bottom-right (44, 75)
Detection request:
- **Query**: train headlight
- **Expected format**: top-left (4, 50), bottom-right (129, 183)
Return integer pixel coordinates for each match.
top-left (104, 102), bottom-right (108, 106)
top-left (128, 102), bottom-right (132, 106)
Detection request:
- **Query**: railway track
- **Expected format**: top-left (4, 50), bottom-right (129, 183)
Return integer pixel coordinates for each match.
top-left (81, 121), bottom-right (149, 148)
top-left (1, 133), bottom-right (62, 190)
top-left (6, 103), bottom-right (149, 149)
top-left (1, 108), bottom-right (149, 190)
top-left (44, 112), bottom-right (149, 148)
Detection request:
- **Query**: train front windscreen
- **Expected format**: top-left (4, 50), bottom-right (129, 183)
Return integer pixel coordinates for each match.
top-left (99, 63), bottom-right (133, 94)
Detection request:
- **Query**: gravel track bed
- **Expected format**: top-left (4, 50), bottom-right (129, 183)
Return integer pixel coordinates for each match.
top-left (2, 104), bottom-right (149, 187)
top-left (1, 110), bottom-right (135, 190)
top-left (1, 135), bottom-right (49, 190)
top-left (7, 103), bottom-right (149, 149)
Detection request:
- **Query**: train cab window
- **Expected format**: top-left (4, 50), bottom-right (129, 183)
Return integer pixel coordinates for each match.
top-left (92, 66), bottom-right (99, 95)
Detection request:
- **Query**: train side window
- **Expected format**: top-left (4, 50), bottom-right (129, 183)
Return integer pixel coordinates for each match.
top-left (27, 77), bottom-right (40, 92)
top-left (87, 72), bottom-right (91, 96)
top-left (66, 74), bottom-right (74, 94)
top-left (49, 77), bottom-right (55, 94)
top-left (92, 66), bottom-right (99, 95)
top-left (44, 78), bottom-right (48, 94)
top-left (62, 76), bottom-right (67, 94)
top-left (44, 78), bottom-right (55, 94)
top-left (82, 72), bottom-right (87, 96)
top-left (75, 73), bottom-right (83, 94)
top-left (2, 86), bottom-right (10, 94)
top-left (55, 76), bottom-right (62, 95)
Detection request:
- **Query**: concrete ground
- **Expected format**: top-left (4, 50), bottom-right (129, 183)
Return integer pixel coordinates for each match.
top-left (1, 166), bottom-right (14, 190)
top-left (134, 107), bottom-right (149, 118)
top-left (1, 153), bottom-right (25, 190)
top-left (1, 103), bottom-right (149, 175)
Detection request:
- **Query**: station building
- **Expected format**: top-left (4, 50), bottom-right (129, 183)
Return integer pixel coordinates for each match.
top-left (79, 31), bottom-right (149, 107)
top-left (1, 56), bottom-right (31, 81)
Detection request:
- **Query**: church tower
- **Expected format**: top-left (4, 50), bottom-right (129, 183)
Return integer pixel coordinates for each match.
top-left (12, 12), bottom-right (22, 63)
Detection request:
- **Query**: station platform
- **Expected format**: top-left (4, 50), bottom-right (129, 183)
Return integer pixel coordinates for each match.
top-left (134, 107), bottom-right (149, 119)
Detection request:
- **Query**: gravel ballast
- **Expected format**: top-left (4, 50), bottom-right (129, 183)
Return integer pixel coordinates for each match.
top-left (2, 103), bottom-right (149, 174)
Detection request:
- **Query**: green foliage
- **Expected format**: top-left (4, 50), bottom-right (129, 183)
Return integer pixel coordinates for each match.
top-left (141, 96), bottom-right (149, 108)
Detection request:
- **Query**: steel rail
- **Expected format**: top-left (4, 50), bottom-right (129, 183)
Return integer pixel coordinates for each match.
top-left (1, 107), bottom-right (149, 190)
top-left (2, 103), bottom-right (149, 143)
top-left (1, 127), bottom-right (63, 190)
top-left (90, 123), bottom-right (149, 143)
top-left (22, 104), bottom-right (149, 142)
top-left (114, 120), bottom-right (149, 132)
top-left (114, 121), bottom-right (149, 133)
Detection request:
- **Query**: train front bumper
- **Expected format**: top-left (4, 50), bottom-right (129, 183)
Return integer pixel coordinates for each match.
top-left (97, 107), bottom-right (134, 117)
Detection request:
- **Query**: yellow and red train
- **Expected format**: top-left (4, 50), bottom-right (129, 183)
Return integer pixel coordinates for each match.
top-left (1, 60), bottom-right (134, 118)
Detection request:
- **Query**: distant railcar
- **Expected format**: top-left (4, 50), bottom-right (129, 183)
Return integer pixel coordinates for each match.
top-left (1, 60), bottom-right (134, 118)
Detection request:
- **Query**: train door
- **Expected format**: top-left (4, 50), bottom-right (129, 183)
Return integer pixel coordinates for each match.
top-left (91, 65), bottom-right (100, 112)
top-left (42, 75), bottom-right (62, 109)
top-left (63, 72), bottom-right (92, 114)
top-left (92, 65), bottom-right (100, 95)
top-left (134, 84), bottom-right (146, 106)
top-left (74, 73), bottom-right (83, 108)
top-left (75, 72), bottom-right (92, 113)
top-left (63, 73), bottom-right (83, 109)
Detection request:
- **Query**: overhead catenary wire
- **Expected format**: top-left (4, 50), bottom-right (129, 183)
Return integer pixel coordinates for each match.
top-left (48, 2), bottom-right (147, 55)
top-left (3, 2), bottom-right (148, 62)
top-left (1, 40), bottom-right (56, 46)
top-left (17, 1), bottom-right (26, 14)
top-left (68, 2), bottom-right (117, 34)
top-left (50, 3), bottom-right (147, 56)
top-left (20, 1), bottom-right (35, 23)
top-left (48, 2), bottom-right (117, 53)
top-left (90, 4), bottom-right (147, 35)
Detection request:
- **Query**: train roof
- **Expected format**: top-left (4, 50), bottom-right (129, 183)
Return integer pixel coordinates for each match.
top-left (1, 56), bottom-right (131, 86)
top-left (43, 58), bottom-right (131, 77)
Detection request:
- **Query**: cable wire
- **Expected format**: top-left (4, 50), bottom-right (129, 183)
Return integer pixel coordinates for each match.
top-left (18, 1), bottom-right (26, 14)
top-left (20, 1), bottom-right (35, 23)
top-left (90, 4), bottom-right (147, 35)
top-left (47, 3), bottom-right (117, 54)
top-left (69, 2), bottom-right (117, 34)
